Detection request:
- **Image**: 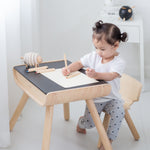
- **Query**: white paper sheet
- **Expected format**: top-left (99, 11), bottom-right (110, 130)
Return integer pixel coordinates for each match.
top-left (42, 68), bottom-right (98, 88)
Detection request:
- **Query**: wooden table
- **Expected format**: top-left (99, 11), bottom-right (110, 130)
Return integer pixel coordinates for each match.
top-left (10, 60), bottom-right (112, 150)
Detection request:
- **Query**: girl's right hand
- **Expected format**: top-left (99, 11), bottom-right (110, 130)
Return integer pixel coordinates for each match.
top-left (62, 67), bottom-right (70, 76)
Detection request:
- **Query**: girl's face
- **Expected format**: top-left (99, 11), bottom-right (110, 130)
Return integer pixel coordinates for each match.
top-left (93, 38), bottom-right (119, 60)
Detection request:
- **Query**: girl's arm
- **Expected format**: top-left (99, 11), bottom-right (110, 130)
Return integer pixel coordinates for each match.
top-left (94, 72), bottom-right (120, 81)
top-left (62, 61), bottom-right (83, 76)
top-left (86, 69), bottom-right (119, 81)
top-left (67, 61), bottom-right (84, 72)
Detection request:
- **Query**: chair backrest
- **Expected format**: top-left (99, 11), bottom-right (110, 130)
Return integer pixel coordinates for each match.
top-left (119, 74), bottom-right (142, 102)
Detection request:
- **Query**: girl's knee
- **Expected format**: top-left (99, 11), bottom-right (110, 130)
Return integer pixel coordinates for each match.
top-left (110, 107), bottom-right (125, 120)
top-left (106, 103), bottom-right (125, 121)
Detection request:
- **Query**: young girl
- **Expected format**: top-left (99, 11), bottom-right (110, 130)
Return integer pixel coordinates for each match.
top-left (62, 20), bottom-right (127, 150)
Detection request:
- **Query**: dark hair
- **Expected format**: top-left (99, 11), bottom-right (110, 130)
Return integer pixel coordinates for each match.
top-left (92, 20), bottom-right (128, 45)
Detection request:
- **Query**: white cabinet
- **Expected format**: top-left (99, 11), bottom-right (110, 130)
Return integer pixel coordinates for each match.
top-left (119, 26), bottom-right (140, 43)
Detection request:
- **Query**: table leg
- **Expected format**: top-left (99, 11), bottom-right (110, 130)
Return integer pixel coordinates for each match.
top-left (97, 113), bottom-right (110, 148)
top-left (42, 105), bottom-right (54, 150)
top-left (63, 103), bottom-right (70, 121)
top-left (86, 99), bottom-right (112, 150)
top-left (10, 92), bottom-right (29, 131)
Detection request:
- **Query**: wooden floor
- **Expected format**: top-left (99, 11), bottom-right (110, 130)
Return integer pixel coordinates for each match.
top-left (3, 79), bottom-right (150, 150)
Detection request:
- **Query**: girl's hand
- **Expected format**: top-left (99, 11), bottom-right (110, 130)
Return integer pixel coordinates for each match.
top-left (62, 67), bottom-right (70, 76)
top-left (86, 68), bottom-right (97, 78)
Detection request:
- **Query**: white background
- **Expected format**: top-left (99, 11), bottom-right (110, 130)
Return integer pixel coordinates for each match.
top-left (4, 0), bottom-right (150, 127)
top-left (1, 0), bottom-right (150, 147)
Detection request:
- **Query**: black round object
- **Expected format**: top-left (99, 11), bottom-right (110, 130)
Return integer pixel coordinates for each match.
top-left (119, 6), bottom-right (133, 21)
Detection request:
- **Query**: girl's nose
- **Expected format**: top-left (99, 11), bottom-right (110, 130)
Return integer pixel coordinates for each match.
top-left (96, 49), bottom-right (103, 56)
top-left (99, 51), bottom-right (103, 56)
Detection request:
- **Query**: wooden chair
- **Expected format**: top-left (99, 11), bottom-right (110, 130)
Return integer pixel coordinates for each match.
top-left (97, 74), bottom-right (142, 148)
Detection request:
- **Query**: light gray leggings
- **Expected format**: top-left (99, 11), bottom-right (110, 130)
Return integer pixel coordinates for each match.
top-left (78, 99), bottom-right (125, 141)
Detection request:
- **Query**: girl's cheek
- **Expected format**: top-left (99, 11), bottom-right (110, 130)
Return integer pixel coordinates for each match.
top-left (99, 52), bottom-right (103, 57)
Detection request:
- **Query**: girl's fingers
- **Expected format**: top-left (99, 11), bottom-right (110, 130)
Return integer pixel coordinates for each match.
top-left (62, 67), bottom-right (70, 76)
top-left (86, 68), bottom-right (90, 71)
top-left (62, 68), bottom-right (67, 76)
top-left (67, 69), bottom-right (70, 75)
top-left (87, 68), bottom-right (93, 72)
top-left (85, 68), bottom-right (96, 78)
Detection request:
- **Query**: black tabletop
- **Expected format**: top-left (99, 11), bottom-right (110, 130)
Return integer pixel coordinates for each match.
top-left (14, 60), bottom-right (106, 95)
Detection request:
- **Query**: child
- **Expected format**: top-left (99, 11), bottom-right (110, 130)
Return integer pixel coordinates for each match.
top-left (62, 20), bottom-right (127, 150)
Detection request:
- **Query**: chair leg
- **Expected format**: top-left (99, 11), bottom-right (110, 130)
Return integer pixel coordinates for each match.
top-left (125, 109), bottom-right (140, 140)
top-left (97, 113), bottom-right (110, 149)
top-left (63, 103), bottom-right (70, 121)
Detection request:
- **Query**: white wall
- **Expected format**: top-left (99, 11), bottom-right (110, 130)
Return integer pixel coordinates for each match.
top-left (20, 0), bottom-right (40, 55)
top-left (40, 0), bottom-right (150, 78)
top-left (40, 0), bottom-right (104, 61)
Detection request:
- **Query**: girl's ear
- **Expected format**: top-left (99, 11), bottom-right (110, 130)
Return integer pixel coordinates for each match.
top-left (113, 41), bottom-right (119, 50)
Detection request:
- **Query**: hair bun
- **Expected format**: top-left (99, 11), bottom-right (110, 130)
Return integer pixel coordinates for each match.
top-left (120, 32), bottom-right (128, 42)
top-left (95, 20), bottom-right (103, 29)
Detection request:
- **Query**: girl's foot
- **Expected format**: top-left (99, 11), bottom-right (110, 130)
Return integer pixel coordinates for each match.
top-left (76, 124), bottom-right (86, 134)
top-left (76, 116), bottom-right (86, 134)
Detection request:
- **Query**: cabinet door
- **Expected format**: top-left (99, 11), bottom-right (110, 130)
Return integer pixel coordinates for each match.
top-left (119, 26), bottom-right (140, 43)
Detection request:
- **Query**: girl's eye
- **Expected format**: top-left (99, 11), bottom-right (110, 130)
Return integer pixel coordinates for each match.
top-left (101, 49), bottom-right (105, 51)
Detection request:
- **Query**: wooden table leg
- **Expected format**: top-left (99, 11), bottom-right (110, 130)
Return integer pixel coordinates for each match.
top-left (63, 103), bottom-right (70, 121)
top-left (42, 105), bottom-right (54, 150)
top-left (97, 113), bottom-right (110, 148)
top-left (86, 99), bottom-right (112, 150)
top-left (10, 92), bottom-right (29, 131)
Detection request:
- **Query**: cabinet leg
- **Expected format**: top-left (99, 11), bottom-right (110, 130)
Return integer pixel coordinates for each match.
top-left (140, 28), bottom-right (144, 86)
top-left (42, 105), bottom-right (54, 150)
top-left (10, 92), bottom-right (29, 131)
top-left (63, 103), bottom-right (70, 121)
top-left (86, 99), bottom-right (112, 150)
